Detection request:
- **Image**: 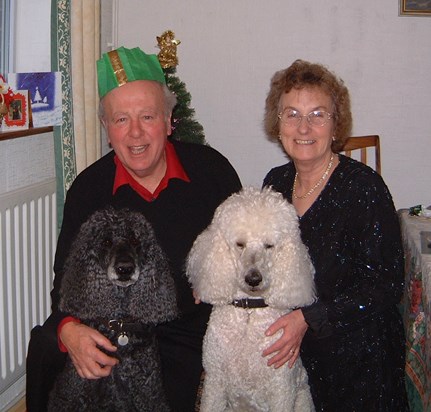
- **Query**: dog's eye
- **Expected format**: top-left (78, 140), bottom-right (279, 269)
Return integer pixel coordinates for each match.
top-left (264, 243), bottom-right (274, 249)
top-left (103, 238), bottom-right (112, 247)
top-left (236, 241), bottom-right (245, 249)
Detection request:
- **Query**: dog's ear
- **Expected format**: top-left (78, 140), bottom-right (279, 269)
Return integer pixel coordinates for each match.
top-left (266, 238), bottom-right (316, 309)
top-left (59, 244), bottom-right (116, 317)
top-left (186, 225), bottom-right (236, 305)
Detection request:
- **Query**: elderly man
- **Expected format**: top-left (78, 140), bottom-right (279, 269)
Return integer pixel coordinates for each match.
top-left (26, 46), bottom-right (241, 411)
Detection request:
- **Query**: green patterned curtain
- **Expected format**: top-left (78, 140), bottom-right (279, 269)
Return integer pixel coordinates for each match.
top-left (51, 0), bottom-right (76, 230)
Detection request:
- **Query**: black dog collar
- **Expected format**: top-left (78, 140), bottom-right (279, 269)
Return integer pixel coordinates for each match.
top-left (106, 319), bottom-right (148, 333)
top-left (89, 318), bottom-right (154, 346)
top-left (232, 298), bottom-right (268, 309)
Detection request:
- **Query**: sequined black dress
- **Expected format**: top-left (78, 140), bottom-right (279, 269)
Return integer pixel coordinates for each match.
top-left (263, 155), bottom-right (409, 412)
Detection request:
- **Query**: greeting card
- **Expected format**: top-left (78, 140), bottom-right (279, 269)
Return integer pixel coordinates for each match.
top-left (8, 72), bottom-right (62, 127)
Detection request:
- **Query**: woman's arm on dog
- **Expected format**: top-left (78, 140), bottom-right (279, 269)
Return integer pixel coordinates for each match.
top-left (60, 322), bottom-right (119, 379)
top-left (262, 309), bottom-right (308, 369)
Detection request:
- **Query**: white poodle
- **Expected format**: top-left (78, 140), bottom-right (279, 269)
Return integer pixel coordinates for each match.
top-left (187, 187), bottom-right (316, 412)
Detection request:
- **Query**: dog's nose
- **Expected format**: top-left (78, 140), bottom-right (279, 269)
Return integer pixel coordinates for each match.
top-left (245, 270), bottom-right (262, 287)
top-left (112, 243), bottom-right (138, 281)
top-left (115, 261), bottom-right (135, 279)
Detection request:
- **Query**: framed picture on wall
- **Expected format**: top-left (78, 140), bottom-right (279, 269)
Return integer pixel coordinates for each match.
top-left (2, 90), bottom-right (29, 130)
top-left (400, 0), bottom-right (431, 16)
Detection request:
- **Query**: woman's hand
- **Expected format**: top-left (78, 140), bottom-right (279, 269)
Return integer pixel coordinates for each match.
top-left (192, 289), bottom-right (201, 304)
top-left (262, 309), bottom-right (308, 369)
top-left (60, 322), bottom-right (119, 379)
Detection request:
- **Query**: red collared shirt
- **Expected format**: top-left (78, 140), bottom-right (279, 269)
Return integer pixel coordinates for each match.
top-left (113, 141), bottom-right (190, 201)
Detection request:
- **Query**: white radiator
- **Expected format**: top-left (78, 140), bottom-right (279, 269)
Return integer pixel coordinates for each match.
top-left (0, 179), bottom-right (57, 411)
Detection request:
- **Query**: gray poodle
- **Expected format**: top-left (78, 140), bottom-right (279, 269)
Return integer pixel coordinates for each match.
top-left (48, 207), bottom-right (178, 412)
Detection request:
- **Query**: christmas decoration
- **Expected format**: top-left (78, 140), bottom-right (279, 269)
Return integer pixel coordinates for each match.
top-left (0, 75), bottom-right (15, 127)
top-left (156, 30), bottom-right (206, 145)
top-left (157, 30), bottom-right (180, 69)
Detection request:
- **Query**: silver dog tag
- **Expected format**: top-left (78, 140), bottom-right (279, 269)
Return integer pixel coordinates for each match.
top-left (117, 333), bottom-right (129, 346)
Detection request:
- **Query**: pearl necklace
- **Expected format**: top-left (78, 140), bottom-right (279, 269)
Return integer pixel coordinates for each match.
top-left (292, 154), bottom-right (334, 200)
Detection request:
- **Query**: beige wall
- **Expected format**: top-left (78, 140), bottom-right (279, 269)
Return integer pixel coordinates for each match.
top-left (114, 0), bottom-right (431, 209)
top-left (8, 0), bottom-right (430, 208)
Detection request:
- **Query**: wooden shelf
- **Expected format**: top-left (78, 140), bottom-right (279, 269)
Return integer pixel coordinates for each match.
top-left (0, 126), bottom-right (54, 142)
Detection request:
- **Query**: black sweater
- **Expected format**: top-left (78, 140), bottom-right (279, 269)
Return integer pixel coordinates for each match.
top-left (50, 139), bottom-right (242, 339)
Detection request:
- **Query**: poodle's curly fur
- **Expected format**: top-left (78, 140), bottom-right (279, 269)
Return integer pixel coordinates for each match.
top-left (187, 187), bottom-right (316, 412)
top-left (48, 207), bottom-right (178, 412)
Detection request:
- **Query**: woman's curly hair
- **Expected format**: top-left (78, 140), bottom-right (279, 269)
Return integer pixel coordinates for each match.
top-left (264, 60), bottom-right (352, 152)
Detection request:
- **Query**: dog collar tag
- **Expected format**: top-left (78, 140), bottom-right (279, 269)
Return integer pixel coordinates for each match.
top-left (117, 332), bottom-right (129, 346)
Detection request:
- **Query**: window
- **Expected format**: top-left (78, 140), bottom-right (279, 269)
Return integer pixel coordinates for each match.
top-left (0, 0), bottom-right (13, 75)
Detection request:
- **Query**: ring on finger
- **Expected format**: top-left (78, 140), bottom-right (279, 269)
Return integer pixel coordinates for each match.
top-left (289, 349), bottom-right (295, 354)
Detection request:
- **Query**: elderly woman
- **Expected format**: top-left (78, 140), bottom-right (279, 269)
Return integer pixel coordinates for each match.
top-left (262, 60), bottom-right (408, 411)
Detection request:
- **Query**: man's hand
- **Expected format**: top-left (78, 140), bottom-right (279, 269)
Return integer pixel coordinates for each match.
top-left (60, 322), bottom-right (119, 379)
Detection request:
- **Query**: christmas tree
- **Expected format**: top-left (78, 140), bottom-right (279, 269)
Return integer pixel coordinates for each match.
top-left (157, 30), bottom-right (207, 145)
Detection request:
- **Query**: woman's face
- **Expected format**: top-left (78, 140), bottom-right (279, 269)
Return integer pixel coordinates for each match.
top-left (278, 87), bottom-right (334, 165)
top-left (101, 80), bottom-right (171, 183)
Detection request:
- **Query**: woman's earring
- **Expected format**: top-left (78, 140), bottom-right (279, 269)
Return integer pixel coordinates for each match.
top-left (332, 136), bottom-right (336, 142)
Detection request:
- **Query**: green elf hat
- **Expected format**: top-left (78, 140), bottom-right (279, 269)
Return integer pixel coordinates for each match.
top-left (97, 46), bottom-right (166, 98)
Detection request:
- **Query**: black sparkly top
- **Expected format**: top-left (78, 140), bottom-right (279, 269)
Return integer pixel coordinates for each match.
top-left (263, 154), bottom-right (409, 411)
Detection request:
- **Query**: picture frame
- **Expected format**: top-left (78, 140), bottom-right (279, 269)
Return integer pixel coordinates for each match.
top-left (2, 90), bottom-right (29, 130)
top-left (400, 0), bottom-right (431, 16)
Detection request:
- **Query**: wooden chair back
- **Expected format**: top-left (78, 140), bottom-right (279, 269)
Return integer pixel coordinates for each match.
top-left (342, 135), bottom-right (381, 175)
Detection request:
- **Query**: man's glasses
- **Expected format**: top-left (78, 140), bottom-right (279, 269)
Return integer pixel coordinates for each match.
top-left (278, 109), bottom-right (333, 127)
